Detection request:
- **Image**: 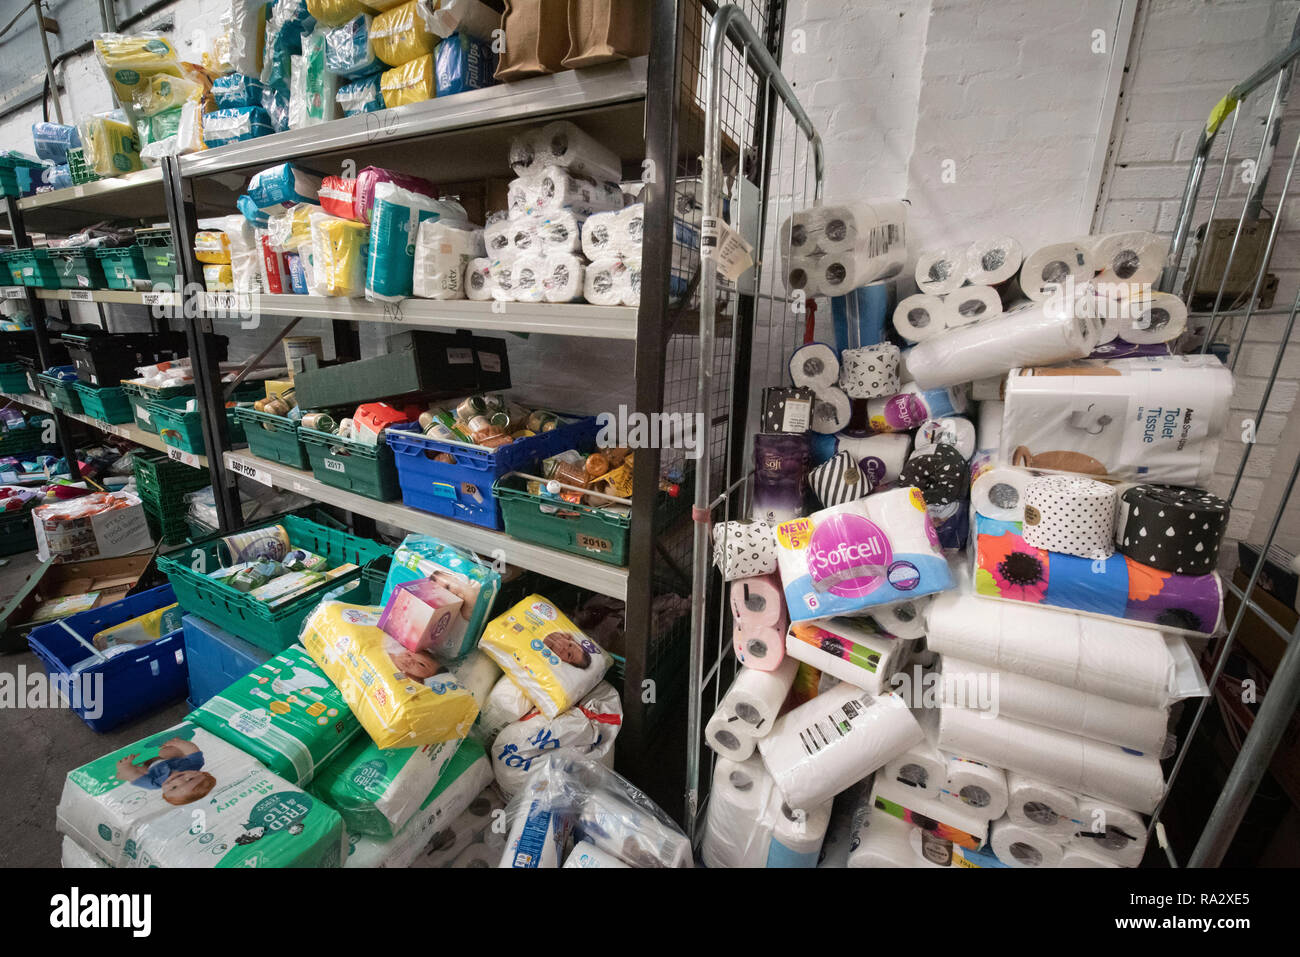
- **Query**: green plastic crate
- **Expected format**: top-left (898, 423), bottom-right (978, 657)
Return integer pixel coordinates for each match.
top-left (156, 514), bottom-right (392, 652)
top-left (14, 250), bottom-right (60, 289)
top-left (37, 373), bottom-right (82, 413)
top-left (0, 361), bottom-right (27, 393)
top-left (50, 248), bottom-right (105, 291)
top-left (136, 228), bottom-right (178, 288)
top-left (494, 472), bottom-right (633, 566)
top-left (149, 394), bottom-right (255, 455)
top-left (123, 380), bottom-right (196, 434)
top-left (1, 252), bottom-right (23, 286)
top-left (299, 425), bottom-right (407, 501)
top-left (95, 245), bottom-right (149, 291)
top-left (0, 505), bottom-right (37, 556)
top-left (72, 382), bottom-right (133, 424)
top-left (67, 147), bottom-right (101, 186)
top-left (234, 406), bottom-right (309, 469)
top-left (132, 449), bottom-right (210, 503)
top-left (0, 413), bottom-right (54, 456)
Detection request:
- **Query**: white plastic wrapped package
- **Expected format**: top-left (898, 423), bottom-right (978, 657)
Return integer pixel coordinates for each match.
top-left (527, 164), bottom-right (625, 218)
top-left (509, 210), bottom-right (584, 256)
top-left (905, 299), bottom-right (1102, 390)
top-left (421, 0), bottom-right (500, 40)
top-left (366, 185), bottom-right (470, 300)
top-left (490, 682), bottom-right (622, 797)
top-left (499, 754), bottom-right (692, 868)
top-left (325, 15), bottom-right (377, 77)
top-left (219, 214), bottom-right (264, 293)
top-left (289, 30), bottom-right (338, 129)
top-left (57, 721), bottom-right (345, 868)
top-left (479, 674), bottom-right (535, 743)
top-left (412, 217), bottom-right (486, 300)
top-left (530, 120), bottom-right (623, 182)
top-left (247, 162), bottom-right (323, 209)
top-left (464, 256), bottom-right (494, 301)
top-left (999, 354), bottom-right (1234, 487)
top-left (336, 74), bottom-right (384, 116)
top-left (511, 253), bottom-right (584, 304)
top-left (701, 756), bottom-right (780, 868)
top-left (584, 254), bottom-right (639, 306)
top-left (310, 212), bottom-right (369, 297)
top-left (227, 0), bottom-right (268, 76)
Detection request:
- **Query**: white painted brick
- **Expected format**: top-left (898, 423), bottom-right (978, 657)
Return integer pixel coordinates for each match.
top-left (1228, 375), bottom-right (1300, 414)
top-left (1106, 164), bottom-right (1191, 201)
top-left (1226, 509), bottom-right (1258, 541)
top-left (1099, 200), bottom-right (1164, 232)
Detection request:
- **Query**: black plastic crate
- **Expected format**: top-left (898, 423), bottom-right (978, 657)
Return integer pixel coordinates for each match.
top-left (61, 330), bottom-right (227, 387)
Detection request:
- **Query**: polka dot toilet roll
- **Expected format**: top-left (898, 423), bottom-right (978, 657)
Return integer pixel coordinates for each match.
top-left (1021, 474), bottom-right (1117, 559)
top-left (1116, 484), bottom-right (1229, 574)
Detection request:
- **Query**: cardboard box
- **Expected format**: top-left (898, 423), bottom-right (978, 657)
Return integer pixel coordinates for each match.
top-left (0, 552), bottom-right (154, 651)
top-left (33, 493), bottom-right (154, 564)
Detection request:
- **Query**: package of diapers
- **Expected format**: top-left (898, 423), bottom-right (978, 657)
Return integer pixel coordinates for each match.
top-left (189, 646), bottom-right (361, 786)
top-left (491, 681), bottom-right (622, 796)
top-left (382, 535), bottom-right (502, 660)
top-left (479, 595), bottom-right (612, 719)
top-left (346, 738), bottom-right (492, 868)
top-left (312, 734), bottom-right (462, 837)
top-left (57, 721), bottom-right (345, 868)
top-left (478, 674), bottom-right (535, 743)
top-left (61, 836), bottom-right (109, 869)
top-left (775, 486), bottom-right (954, 621)
top-left (300, 602), bottom-right (480, 748)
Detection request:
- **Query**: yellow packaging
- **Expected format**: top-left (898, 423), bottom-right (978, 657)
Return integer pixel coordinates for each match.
top-left (380, 54), bottom-right (434, 109)
top-left (203, 263), bottom-right (234, 290)
top-left (300, 602), bottom-right (479, 748)
top-left (371, 0), bottom-right (436, 66)
top-left (268, 202), bottom-right (322, 251)
top-left (478, 594), bottom-right (613, 718)
top-left (80, 114), bottom-right (143, 176)
top-left (310, 214), bottom-right (369, 297)
top-left (194, 230), bottom-right (232, 264)
top-left (93, 34), bottom-right (183, 112)
top-left (307, 0), bottom-right (376, 28)
top-left (203, 29), bottom-right (235, 75)
top-left (264, 378), bottom-right (294, 399)
top-left (133, 73), bottom-right (204, 117)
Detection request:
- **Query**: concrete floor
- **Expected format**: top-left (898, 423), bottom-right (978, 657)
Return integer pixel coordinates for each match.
top-left (0, 550), bottom-right (189, 868)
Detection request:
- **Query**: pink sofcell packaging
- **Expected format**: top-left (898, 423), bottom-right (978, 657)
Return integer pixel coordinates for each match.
top-left (377, 579), bottom-right (464, 652)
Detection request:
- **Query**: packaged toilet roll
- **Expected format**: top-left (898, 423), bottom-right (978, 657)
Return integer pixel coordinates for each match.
top-left (584, 255), bottom-right (638, 306)
top-left (412, 219), bottom-right (485, 300)
top-left (792, 200), bottom-right (907, 257)
top-left (905, 300), bottom-right (1100, 390)
top-left (563, 839), bottom-right (631, 868)
top-left (581, 207), bottom-right (637, 260)
top-left (702, 755), bottom-right (780, 868)
top-left (915, 246), bottom-right (970, 295)
top-left (836, 432), bottom-right (911, 487)
top-left (789, 342), bottom-right (840, 391)
top-left (489, 258), bottom-right (518, 301)
top-left (575, 790), bottom-right (693, 868)
top-left (1115, 290), bottom-right (1189, 344)
top-left (939, 655), bottom-right (1170, 754)
top-left (499, 774), bottom-right (571, 868)
top-left (527, 164), bottom-right (624, 219)
top-left (514, 253), bottom-right (585, 303)
top-left (965, 236), bottom-right (1024, 286)
top-left (723, 656), bottom-right (799, 736)
top-left (713, 520), bottom-right (779, 580)
top-left (938, 708), bottom-right (1166, 814)
top-left (774, 488), bottom-right (954, 621)
top-left (529, 209), bottom-right (585, 255)
top-left (871, 775), bottom-right (991, 850)
top-left (868, 598), bottom-right (929, 640)
top-left (893, 292), bottom-right (951, 342)
top-left (848, 800), bottom-right (930, 867)
top-left (1072, 798), bottom-right (1147, 867)
top-left (939, 755), bottom-right (1010, 821)
top-left (483, 218), bottom-right (513, 258)
top-left (766, 798), bottom-right (833, 867)
top-left (464, 257), bottom-right (494, 301)
top-left (819, 241), bottom-right (906, 295)
top-left (785, 618), bottom-right (903, 695)
top-left (1021, 474), bottom-right (1117, 559)
top-left (786, 256), bottom-right (821, 297)
top-left (946, 284), bottom-right (1004, 326)
top-left (991, 817), bottom-right (1065, 868)
top-left (881, 734), bottom-right (949, 795)
top-left (758, 685), bottom-right (924, 808)
top-left (867, 382), bottom-right (969, 434)
top-left (1091, 230), bottom-right (1164, 285)
top-left (839, 344), bottom-right (902, 399)
top-left (706, 709), bottom-right (757, 762)
top-left (1020, 240), bottom-right (1093, 301)
top-left (532, 120), bottom-right (622, 183)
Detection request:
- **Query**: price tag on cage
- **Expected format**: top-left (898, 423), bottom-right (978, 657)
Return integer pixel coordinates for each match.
top-left (3, 287), bottom-right (23, 299)
top-left (68, 289), bottom-right (93, 302)
top-left (700, 216), bottom-right (755, 282)
top-left (228, 457), bottom-right (273, 487)
top-left (167, 446), bottom-right (201, 468)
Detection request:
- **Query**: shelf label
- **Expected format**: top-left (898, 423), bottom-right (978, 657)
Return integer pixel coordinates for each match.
top-left (141, 291), bottom-right (163, 307)
top-left (3, 287), bottom-right (24, 300)
top-left (106, 423), bottom-right (132, 439)
top-left (324, 458), bottom-right (345, 473)
top-left (167, 446), bottom-right (201, 468)
top-left (68, 289), bottom-right (94, 302)
top-left (228, 457), bottom-right (273, 487)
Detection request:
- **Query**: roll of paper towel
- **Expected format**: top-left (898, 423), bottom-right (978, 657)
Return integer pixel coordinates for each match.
top-left (905, 300), bottom-right (1100, 390)
top-left (784, 619), bottom-right (903, 695)
top-left (1091, 230), bottom-right (1163, 285)
top-left (872, 775), bottom-right (991, 850)
top-left (701, 755), bottom-right (779, 868)
top-left (893, 292), bottom-right (951, 342)
top-left (563, 839), bottom-right (631, 868)
top-left (939, 755), bottom-right (1009, 821)
top-left (990, 817), bottom-right (1065, 868)
top-left (706, 708), bottom-right (757, 762)
top-left (965, 236), bottom-right (1024, 286)
top-left (723, 656), bottom-right (799, 736)
top-left (915, 246), bottom-right (970, 296)
top-left (868, 599), bottom-right (929, 640)
top-left (938, 708), bottom-right (1166, 814)
top-left (1021, 473), bottom-right (1117, 559)
top-left (946, 284), bottom-right (1003, 326)
top-left (766, 798), bottom-right (832, 867)
top-left (535, 121), bottom-right (622, 182)
top-left (759, 685), bottom-right (924, 809)
top-left (1073, 798), bottom-right (1147, 867)
top-left (882, 736), bottom-right (948, 795)
top-left (1020, 240), bottom-right (1093, 301)
top-left (1118, 290), bottom-right (1188, 344)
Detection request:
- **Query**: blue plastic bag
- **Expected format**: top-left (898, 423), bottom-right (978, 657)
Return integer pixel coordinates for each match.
top-left (203, 106), bottom-right (275, 148)
top-left (213, 73), bottom-right (269, 109)
top-left (246, 161), bottom-right (323, 208)
top-left (434, 31), bottom-right (498, 97)
top-left (32, 122), bottom-right (80, 165)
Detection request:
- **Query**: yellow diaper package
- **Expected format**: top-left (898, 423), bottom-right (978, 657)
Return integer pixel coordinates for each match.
top-left (478, 595), bottom-right (613, 719)
top-left (93, 34), bottom-right (183, 116)
top-left (371, 0), bottom-right (436, 66)
top-left (268, 202), bottom-right (322, 251)
top-left (133, 73), bottom-right (204, 117)
top-left (79, 114), bottom-right (143, 176)
top-left (301, 602), bottom-right (479, 749)
top-left (195, 230), bottom-right (232, 264)
top-left (380, 54), bottom-right (434, 109)
top-left (310, 213), bottom-right (370, 297)
top-left (308, 0), bottom-right (375, 29)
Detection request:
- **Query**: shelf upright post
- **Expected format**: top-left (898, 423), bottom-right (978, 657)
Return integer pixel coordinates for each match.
top-left (4, 194), bottom-right (83, 478)
top-left (161, 155), bottom-right (242, 531)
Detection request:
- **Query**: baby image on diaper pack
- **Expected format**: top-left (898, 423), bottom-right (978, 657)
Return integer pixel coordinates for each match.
top-left (114, 732), bottom-right (212, 805)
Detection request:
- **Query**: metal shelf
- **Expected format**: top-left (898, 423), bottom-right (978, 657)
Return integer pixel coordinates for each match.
top-left (223, 449), bottom-right (630, 601)
top-left (0, 389), bottom-right (208, 469)
top-left (15, 168), bottom-right (240, 236)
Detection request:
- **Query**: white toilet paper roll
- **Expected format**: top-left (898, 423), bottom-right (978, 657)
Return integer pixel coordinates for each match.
top-left (905, 300), bottom-right (1100, 390)
top-left (991, 817), bottom-right (1065, 868)
top-left (1118, 290), bottom-right (1188, 344)
top-left (1021, 473), bottom-right (1117, 559)
top-left (946, 284), bottom-right (1004, 326)
top-left (965, 236), bottom-right (1024, 286)
top-left (1062, 843), bottom-right (1121, 867)
top-left (510, 254), bottom-right (547, 303)
top-left (536, 121), bottom-right (623, 183)
top-left (786, 256), bottom-right (822, 297)
top-left (452, 842), bottom-right (498, 868)
top-left (766, 798), bottom-right (832, 867)
top-left (789, 342), bottom-right (840, 391)
top-left (702, 755), bottom-right (779, 868)
top-left (483, 218), bottom-right (513, 258)
top-left (882, 738), bottom-right (948, 794)
top-left (915, 246), bottom-right (970, 295)
top-left (820, 242), bottom-right (905, 294)
top-left (706, 709), bottom-right (758, 762)
top-left (563, 839), bottom-right (631, 868)
top-left (1073, 798), bottom-right (1147, 867)
top-left (848, 802), bottom-right (929, 868)
top-left (581, 208), bottom-right (625, 260)
top-left (939, 755), bottom-right (1009, 821)
top-left (725, 656), bottom-right (799, 735)
top-left (892, 292), bottom-right (950, 342)
top-left (584, 255), bottom-right (637, 306)
top-left (784, 619), bottom-right (903, 695)
top-left (1020, 240), bottom-right (1093, 301)
top-left (1091, 230), bottom-right (1163, 285)
top-left (810, 386), bottom-right (852, 434)
top-left (534, 253), bottom-right (584, 302)
top-left (532, 209), bottom-right (585, 255)
top-left (778, 210), bottom-right (817, 258)
top-left (836, 432), bottom-right (912, 487)
top-left (971, 464), bottom-right (1036, 521)
top-left (939, 708), bottom-right (1165, 814)
top-left (489, 259), bottom-right (518, 302)
top-left (759, 685), bottom-right (924, 809)
top-left (838, 344), bottom-right (902, 399)
top-left (868, 599), bottom-right (929, 640)
top-left (465, 257), bottom-right (494, 301)
top-left (916, 416), bottom-right (977, 460)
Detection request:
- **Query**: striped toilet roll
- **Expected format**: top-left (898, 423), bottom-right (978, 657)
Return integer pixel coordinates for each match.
top-left (1021, 475), bottom-right (1118, 559)
top-left (807, 450), bottom-right (873, 507)
top-left (838, 344), bottom-right (901, 399)
top-left (1115, 484), bottom-right (1229, 574)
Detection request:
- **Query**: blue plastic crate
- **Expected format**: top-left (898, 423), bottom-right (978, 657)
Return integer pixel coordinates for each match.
top-left (181, 613), bottom-right (274, 709)
top-left (26, 584), bottom-right (187, 733)
top-left (387, 415), bottom-right (600, 529)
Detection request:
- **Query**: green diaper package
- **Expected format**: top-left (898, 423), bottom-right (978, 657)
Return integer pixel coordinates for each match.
top-left (190, 646), bottom-right (360, 786)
